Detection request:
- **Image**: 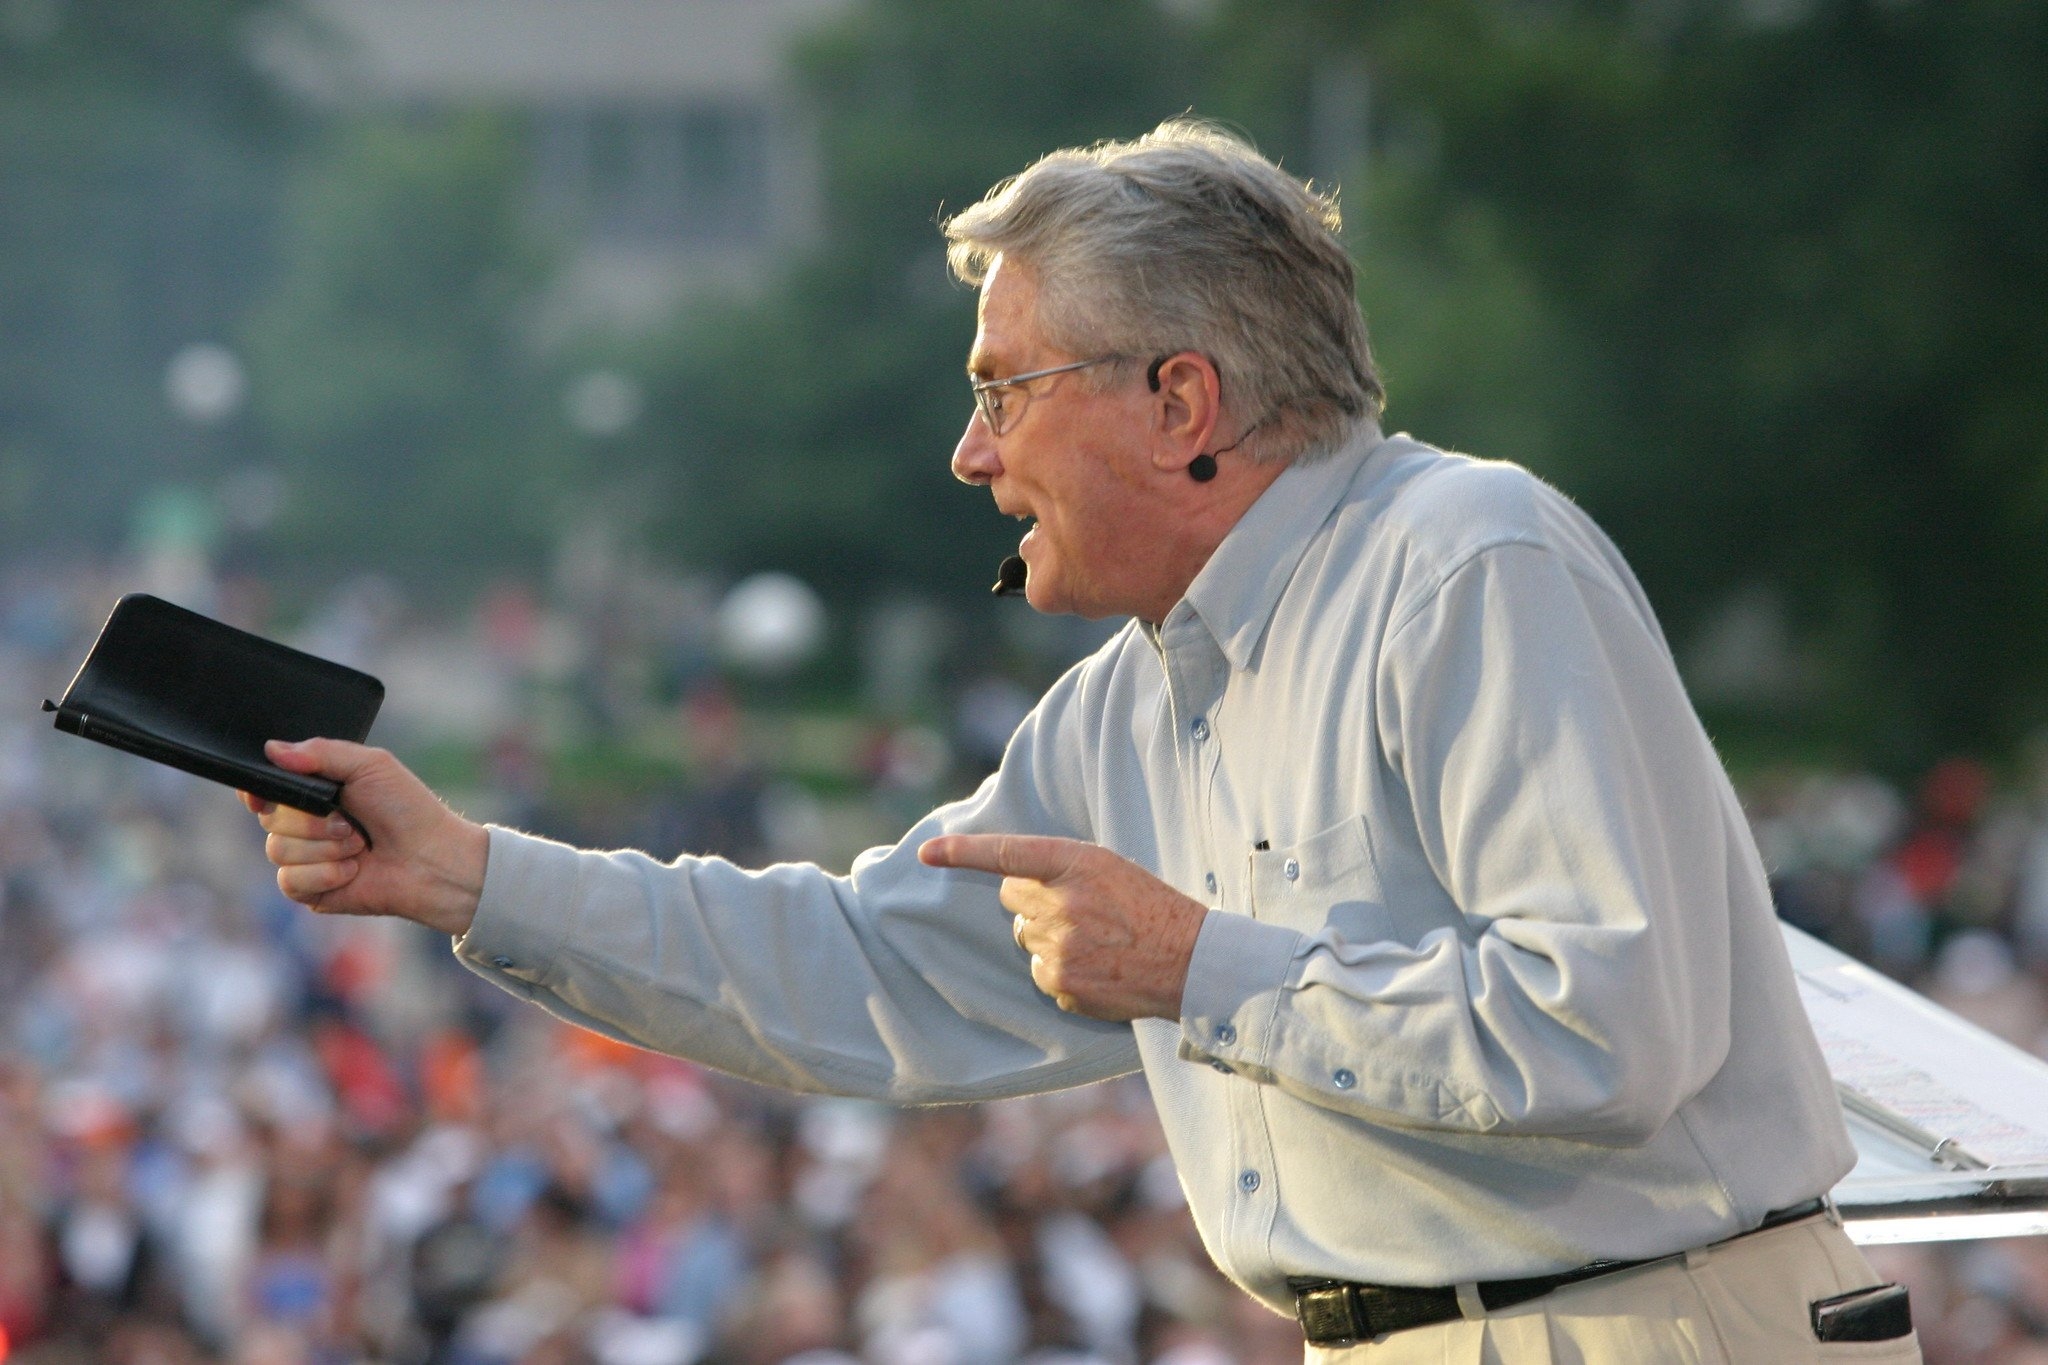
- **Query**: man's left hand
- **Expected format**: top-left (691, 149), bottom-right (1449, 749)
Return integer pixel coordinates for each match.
top-left (918, 834), bottom-right (1208, 1021)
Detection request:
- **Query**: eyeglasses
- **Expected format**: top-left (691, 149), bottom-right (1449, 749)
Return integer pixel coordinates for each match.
top-left (969, 356), bottom-right (1122, 437)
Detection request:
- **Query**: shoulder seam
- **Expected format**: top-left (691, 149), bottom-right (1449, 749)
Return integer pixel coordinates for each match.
top-left (1382, 537), bottom-right (1637, 652)
top-left (1381, 535), bottom-right (1545, 649)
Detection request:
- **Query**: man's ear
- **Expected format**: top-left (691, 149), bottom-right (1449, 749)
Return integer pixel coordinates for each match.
top-left (1147, 352), bottom-right (1223, 475)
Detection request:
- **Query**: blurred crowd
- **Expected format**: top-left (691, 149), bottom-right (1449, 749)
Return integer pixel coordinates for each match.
top-left (3, 566), bottom-right (2048, 1364)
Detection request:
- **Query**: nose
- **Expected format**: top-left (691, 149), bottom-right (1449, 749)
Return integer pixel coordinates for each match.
top-left (951, 411), bottom-right (1001, 486)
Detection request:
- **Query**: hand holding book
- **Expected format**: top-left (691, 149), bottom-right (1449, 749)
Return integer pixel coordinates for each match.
top-left (46, 594), bottom-right (487, 935)
top-left (243, 737), bottom-right (488, 937)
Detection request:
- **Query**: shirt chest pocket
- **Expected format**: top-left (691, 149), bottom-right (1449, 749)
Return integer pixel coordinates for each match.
top-left (1248, 816), bottom-right (1396, 943)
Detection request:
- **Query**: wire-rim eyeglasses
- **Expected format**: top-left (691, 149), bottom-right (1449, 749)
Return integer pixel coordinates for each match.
top-left (968, 356), bottom-right (1123, 436)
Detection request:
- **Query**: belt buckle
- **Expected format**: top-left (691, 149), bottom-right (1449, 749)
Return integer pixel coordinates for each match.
top-left (1296, 1283), bottom-right (1369, 1345)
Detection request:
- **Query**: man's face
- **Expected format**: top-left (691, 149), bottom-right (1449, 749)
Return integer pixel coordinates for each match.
top-left (951, 257), bottom-right (1158, 619)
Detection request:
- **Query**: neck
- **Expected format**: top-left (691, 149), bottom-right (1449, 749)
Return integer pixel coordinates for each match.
top-left (1135, 454), bottom-right (1292, 621)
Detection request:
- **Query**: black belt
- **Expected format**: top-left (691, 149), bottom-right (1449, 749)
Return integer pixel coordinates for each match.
top-left (1290, 1197), bottom-right (1831, 1347)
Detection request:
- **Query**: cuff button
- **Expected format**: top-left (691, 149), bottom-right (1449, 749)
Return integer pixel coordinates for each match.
top-left (491, 955), bottom-right (515, 970)
top-left (1333, 1068), bottom-right (1357, 1090)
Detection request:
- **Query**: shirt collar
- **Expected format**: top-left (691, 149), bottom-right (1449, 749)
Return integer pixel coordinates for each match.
top-left (1172, 420), bottom-right (1386, 671)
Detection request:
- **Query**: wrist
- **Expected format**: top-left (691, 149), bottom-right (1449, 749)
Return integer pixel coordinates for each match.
top-left (1137, 896), bottom-right (1209, 1021)
top-left (420, 816), bottom-right (489, 937)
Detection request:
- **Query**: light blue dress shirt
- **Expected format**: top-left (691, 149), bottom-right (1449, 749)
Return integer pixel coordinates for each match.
top-left (455, 422), bottom-right (1854, 1312)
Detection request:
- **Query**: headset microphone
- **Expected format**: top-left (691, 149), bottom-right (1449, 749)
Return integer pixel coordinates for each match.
top-left (992, 555), bottom-right (1027, 596)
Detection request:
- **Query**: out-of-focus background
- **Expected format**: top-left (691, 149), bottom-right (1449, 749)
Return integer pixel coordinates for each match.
top-left (0, 1), bottom-right (2045, 1361)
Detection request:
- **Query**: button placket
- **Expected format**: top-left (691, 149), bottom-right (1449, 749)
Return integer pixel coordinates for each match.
top-left (1157, 618), bottom-right (1276, 1258)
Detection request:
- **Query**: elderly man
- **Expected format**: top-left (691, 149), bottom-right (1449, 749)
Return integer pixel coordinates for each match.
top-left (247, 121), bottom-right (1917, 1361)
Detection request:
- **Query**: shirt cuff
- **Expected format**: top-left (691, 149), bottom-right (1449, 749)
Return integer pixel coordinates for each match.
top-left (1177, 909), bottom-right (1304, 1072)
top-left (452, 825), bottom-right (583, 990)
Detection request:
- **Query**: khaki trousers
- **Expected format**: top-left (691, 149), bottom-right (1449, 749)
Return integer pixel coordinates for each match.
top-left (1308, 1213), bottom-right (1922, 1364)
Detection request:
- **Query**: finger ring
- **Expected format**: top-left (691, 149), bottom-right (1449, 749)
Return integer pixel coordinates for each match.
top-left (1012, 914), bottom-right (1027, 949)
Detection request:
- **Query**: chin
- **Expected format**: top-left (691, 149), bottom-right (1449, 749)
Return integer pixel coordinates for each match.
top-left (1027, 581), bottom-right (1126, 621)
top-left (1021, 556), bottom-right (1124, 619)
top-left (1023, 579), bottom-right (1070, 616)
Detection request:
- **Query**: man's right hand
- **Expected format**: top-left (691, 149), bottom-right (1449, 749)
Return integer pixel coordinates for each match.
top-left (240, 738), bottom-right (489, 938)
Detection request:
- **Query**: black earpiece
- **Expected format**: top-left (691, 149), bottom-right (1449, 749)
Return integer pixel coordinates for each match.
top-left (1147, 354), bottom-right (1226, 481)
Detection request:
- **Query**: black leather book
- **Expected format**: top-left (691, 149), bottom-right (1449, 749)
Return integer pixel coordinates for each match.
top-left (42, 593), bottom-right (384, 817)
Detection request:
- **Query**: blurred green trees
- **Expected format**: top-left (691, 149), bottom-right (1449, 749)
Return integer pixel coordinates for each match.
top-left (241, 113), bottom-right (564, 582)
top-left (0, 0), bottom-right (284, 545)
top-left (1213, 0), bottom-right (2048, 762)
top-left (0, 0), bottom-right (2042, 763)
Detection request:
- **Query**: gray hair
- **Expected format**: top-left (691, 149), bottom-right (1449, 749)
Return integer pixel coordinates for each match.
top-left (943, 118), bottom-right (1383, 465)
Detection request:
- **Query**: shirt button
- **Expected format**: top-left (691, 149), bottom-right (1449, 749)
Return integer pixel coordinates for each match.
top-left (1333, 1068), bottom-right (1357, 1090)
top-left (1204, 871), bottom-right (1218, 894)
top-left (1238, 1169), bottom-right (1260, 1193)
top-left (1283, 858), bottom-right (1300, 882)
top-left (1190, 716), bottom-right (1210, 741)
top-left (1211, 1060), bottom-right (1232, 1074)
top-left (491, 955), bottom-right (514, 970)
top-left (1214, 1022), bottom-right (1237, 1045)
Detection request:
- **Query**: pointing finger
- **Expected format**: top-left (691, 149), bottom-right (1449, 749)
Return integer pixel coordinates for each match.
top-left (919, 833), bottom-right (1090, 882)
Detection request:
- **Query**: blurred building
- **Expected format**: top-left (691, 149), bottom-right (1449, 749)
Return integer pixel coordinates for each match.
top-left (254, 0), bottom-right (854, 335)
